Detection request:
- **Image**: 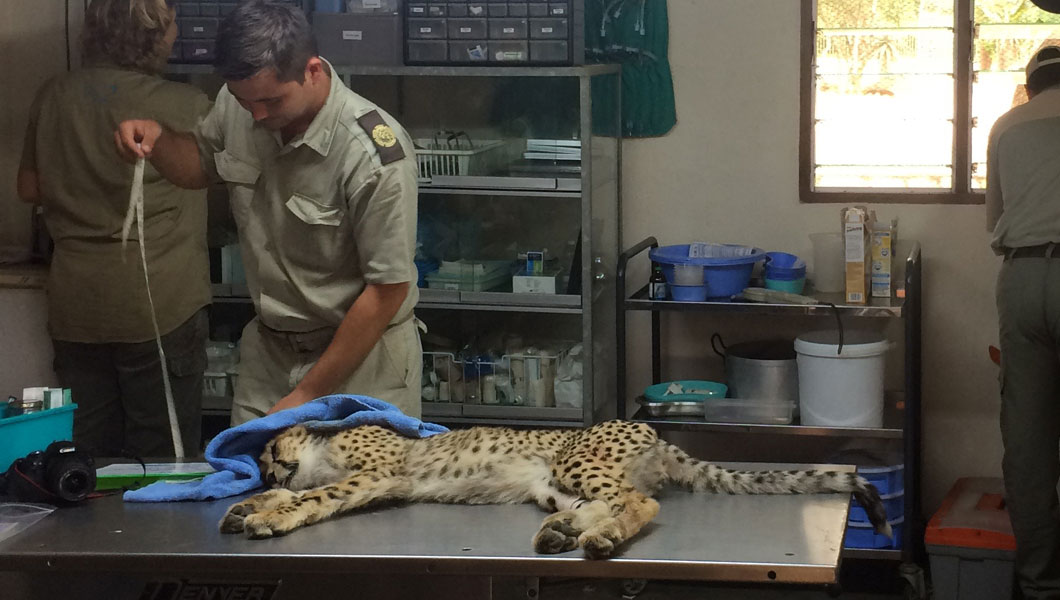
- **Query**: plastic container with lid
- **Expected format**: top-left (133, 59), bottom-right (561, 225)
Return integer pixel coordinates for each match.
top-left (795, 330), bottom-right (890, 428)
top-left (926, 477), bottom-right (1015, 600)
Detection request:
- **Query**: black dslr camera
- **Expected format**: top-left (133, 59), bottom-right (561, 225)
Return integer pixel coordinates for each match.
top-left (0, 441), bottom-right (96, 504)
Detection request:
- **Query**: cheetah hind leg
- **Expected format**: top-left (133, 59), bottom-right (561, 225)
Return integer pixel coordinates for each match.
top-left (532, 499), bottom-right (612, 554)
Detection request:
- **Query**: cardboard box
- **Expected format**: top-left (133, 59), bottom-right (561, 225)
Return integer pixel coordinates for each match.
top-left (871, 219), bottom-right (897, 298)
top-left (513, 269), bottom-right (560, 294)
top-left (841, 206), bottom-right (874, 304)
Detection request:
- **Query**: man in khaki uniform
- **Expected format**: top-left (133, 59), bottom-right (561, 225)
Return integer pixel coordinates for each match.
top-left (116, 0), bottom-right (421, 423)
top-left (986, 46), bottom-right (1060, 599)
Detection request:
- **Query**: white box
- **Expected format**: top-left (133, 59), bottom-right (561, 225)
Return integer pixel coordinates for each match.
top-left (512, 269), bottom-right (560, 294)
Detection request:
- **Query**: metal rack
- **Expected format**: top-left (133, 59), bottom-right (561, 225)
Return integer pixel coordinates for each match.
top-left (616, 236), bottom-right (924, 572)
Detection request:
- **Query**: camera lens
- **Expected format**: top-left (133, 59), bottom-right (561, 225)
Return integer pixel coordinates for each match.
top-left (45, 454), bottom-right (96, 503)
top-left (56, 468), bottom-right (92, 501)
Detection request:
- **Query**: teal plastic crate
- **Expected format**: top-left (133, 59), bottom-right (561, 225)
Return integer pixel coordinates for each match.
top-left (0, 404), bottom-right (77, 470)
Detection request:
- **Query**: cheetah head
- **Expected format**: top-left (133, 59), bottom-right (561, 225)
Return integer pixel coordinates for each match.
top-left (258, 425), bottom-right (337, 491)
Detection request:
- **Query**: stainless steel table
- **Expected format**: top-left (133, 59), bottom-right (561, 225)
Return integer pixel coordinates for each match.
top-left (0, 463), bottom-right (852, 591)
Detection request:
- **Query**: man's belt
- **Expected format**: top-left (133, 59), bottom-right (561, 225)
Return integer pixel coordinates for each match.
top-left (1004, 243), bottom-right (1060, 260)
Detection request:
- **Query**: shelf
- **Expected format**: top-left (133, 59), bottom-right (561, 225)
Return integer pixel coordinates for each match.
top-left (841, 548), bottom-right (902, 560)
top-left (417, 289), bottom-right (582, 314)
top-left (167, 64), bottom-right (621, 78)
top-left (630, 392), bottom-right (905, 439)
top-left (624, 286), bottom-right (904, 318)
top-left (419, 184), bottom-right (581, 198)
top-left (209, 288), bottom-right (583, 313)
top-left (422, 402), bottom-right (582, 425)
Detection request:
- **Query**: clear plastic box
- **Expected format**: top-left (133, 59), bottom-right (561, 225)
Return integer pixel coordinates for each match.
top-left (701, 398), bottom-right (796, 425)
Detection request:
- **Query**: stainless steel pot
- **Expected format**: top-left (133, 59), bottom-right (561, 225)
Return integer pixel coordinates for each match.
top-left (711, 334), bottom-right (799, 405)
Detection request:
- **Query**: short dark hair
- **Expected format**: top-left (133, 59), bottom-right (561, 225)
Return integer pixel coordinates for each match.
top-left (214, 0), bottom-right (317, 82)
top-left (1027, 47), bottom-right (1060, 95)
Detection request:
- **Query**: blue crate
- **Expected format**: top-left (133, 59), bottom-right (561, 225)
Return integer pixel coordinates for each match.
top-left (845, 516), bottom-right (903, 550)
top-left (0, 405), bottom-right (77, 470)
top-left (859, 463), bottom-right (904, 495)
top-left (850, 490), bottom-right (904, 523)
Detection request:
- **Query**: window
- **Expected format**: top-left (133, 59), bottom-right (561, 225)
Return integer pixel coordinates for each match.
top-left (801, 0), bottom-right (1060, 203)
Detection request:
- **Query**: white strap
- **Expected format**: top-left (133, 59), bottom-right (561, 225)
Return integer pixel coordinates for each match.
top-left (123, 157), bottom-right (185, 458)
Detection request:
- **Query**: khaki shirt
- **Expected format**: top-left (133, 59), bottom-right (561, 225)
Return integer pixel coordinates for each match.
top-left (194, 63), bottom-right (419, 332)
top-left (21, 66), bottom-right (212, 343)
top-left (986, 84), bottom-right (1060, 253)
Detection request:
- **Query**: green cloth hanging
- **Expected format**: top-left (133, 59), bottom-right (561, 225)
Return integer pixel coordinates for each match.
top-left (586, 0), bottom-right (676, 138)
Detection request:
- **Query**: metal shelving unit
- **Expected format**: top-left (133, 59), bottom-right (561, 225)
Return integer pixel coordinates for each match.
top-left (616, 235), bottom-right (924, 571)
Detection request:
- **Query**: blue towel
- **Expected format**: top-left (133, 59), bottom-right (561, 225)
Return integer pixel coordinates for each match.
top-left (123, 394), bottom-right (448, 502)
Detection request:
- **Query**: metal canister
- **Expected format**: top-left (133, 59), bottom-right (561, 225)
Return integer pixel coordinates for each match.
top-left (10, 399), bottom-right (44, 416)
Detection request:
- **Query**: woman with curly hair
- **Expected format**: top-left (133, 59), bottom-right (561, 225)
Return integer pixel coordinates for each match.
top-left (17, 0), bottom-right (211, 458)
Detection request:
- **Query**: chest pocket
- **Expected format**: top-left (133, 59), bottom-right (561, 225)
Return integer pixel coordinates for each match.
top-left (215, 150), bottom-right (260, 226)
top-left (285, 193), bottom-right (343, 227)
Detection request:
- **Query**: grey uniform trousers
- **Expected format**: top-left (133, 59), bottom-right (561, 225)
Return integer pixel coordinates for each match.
top-left (52, 307), bottom-right (208, 458)
top-left (230, 316), bottom-right (422, 425)
top-left (997, 257), bottom-right (1060, 599)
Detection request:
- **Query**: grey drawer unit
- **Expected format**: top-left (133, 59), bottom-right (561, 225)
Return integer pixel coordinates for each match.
top-left (448, 40), bottom-right (490, 62)
top-left (181, 17), bottom-right (219, 39)
top-left (408, 17), bottom-right (447, 39)
top-left (182, 40), bottom-right (216, 62)
top-left (407, 40), bottom-right (448, 62)
top-left (530, 40), bottom-right (567, 62)
top-left (404, 0), bottom-right (576, 64)
top-left (448, 18), bottom-right (488, 39)
top-left (488, 18), bottom-right (528, 39)
top-left (171, 1), bottom-right (309, 65)
top-left (313, 13), bottom-right (403, 66)
top-left (491, 40), bottom-right (529, 62)
top-left (529, 17), bottom-right (567, 39)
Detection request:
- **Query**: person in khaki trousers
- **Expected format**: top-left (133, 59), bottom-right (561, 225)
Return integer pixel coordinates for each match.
top-left (115, 1), bottom-right (422, 423)
top-left (986, 46), bottom-right (1060, 599)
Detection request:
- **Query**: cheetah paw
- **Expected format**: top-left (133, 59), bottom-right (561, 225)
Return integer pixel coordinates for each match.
top-left (579, 530), bottom-right (621, 560)
top-left (533, 521), bottom-right (580, 554)
top-left (242, 513), bottom-right (281, 539)
top-left (218, 502), bottom-right (254, 534)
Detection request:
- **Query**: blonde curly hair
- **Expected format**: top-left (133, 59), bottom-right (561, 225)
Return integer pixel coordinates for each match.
top-left (81, 0), bottom-right (175, 74)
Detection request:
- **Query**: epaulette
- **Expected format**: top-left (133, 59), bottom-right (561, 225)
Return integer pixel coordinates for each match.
top-left (356, 110), bottom-right (405, 166)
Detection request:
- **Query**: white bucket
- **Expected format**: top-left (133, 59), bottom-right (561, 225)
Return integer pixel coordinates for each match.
top-left (795, 330), bottom-right (890, 428)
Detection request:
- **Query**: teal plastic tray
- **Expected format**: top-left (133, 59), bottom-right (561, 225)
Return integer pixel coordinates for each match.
top-left (643, 380), bottom-right (727, 403)
top-left (0, 404), bottom-right (77, 470)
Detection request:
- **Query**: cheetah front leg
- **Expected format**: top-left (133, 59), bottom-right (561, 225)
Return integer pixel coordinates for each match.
top-left (239, 473), bottom-right (412, 539)
top-left (219, 488), bottom-right (300, 534)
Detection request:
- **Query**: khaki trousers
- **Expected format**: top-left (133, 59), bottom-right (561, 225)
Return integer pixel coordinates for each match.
top-left (230, 316), bottom-right (422, 425)
top-left (996, 257), bottom-right (1060, 599)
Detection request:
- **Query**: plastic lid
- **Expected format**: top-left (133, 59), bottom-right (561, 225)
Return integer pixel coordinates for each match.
top-left (794, 330), bottom-right (890, 358)
top-left (926, 477), bottom-right (1016, 551)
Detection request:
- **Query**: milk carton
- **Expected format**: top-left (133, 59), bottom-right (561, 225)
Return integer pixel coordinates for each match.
top-left (841, 207), bottom-right (875, 305)
top-left (871, 219), bottom-right (897, 298)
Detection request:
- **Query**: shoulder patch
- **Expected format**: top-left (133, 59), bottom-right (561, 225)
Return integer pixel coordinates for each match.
top-left (356, 110), bottom-right (406, 166)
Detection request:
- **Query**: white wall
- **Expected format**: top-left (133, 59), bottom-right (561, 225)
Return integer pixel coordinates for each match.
top-left (0, 1), bottom-right (1002, 512)
top-left (621, 0), bottom-right (1003, 511)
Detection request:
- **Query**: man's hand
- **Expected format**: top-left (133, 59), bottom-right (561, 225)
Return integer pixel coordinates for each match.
top-left (267, 388), bottom-right (318, 415)
top-left (114, 119), bottom-right (163, 163)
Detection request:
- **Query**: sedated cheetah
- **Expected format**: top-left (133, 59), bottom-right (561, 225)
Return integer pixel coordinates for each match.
top-left (219, 420), bottom-right (890, 559)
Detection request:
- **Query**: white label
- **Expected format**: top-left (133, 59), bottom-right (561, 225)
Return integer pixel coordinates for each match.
top-left (420, 27), bottom-right (433, 33)
top-left (194, 48), bottom-right (208, 55)
top-left (844, 224), bottom-right (865, 262)
top-left (552, 8), bottom-right (565, 14)
top-left (342, 30), bottom-right (363, 40)
top-left (411, 6), bottom-right (424, 12)
top-left (460, 27), bottom-right (472, 33)
top-left (541, 27), bottom-right (554, 33)
top-left (193, 26), bottom-right (205, 33)
top-left (503, 27), bottom-right (515, 33)
top-left (470, 6), bottom-right (483, 14)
